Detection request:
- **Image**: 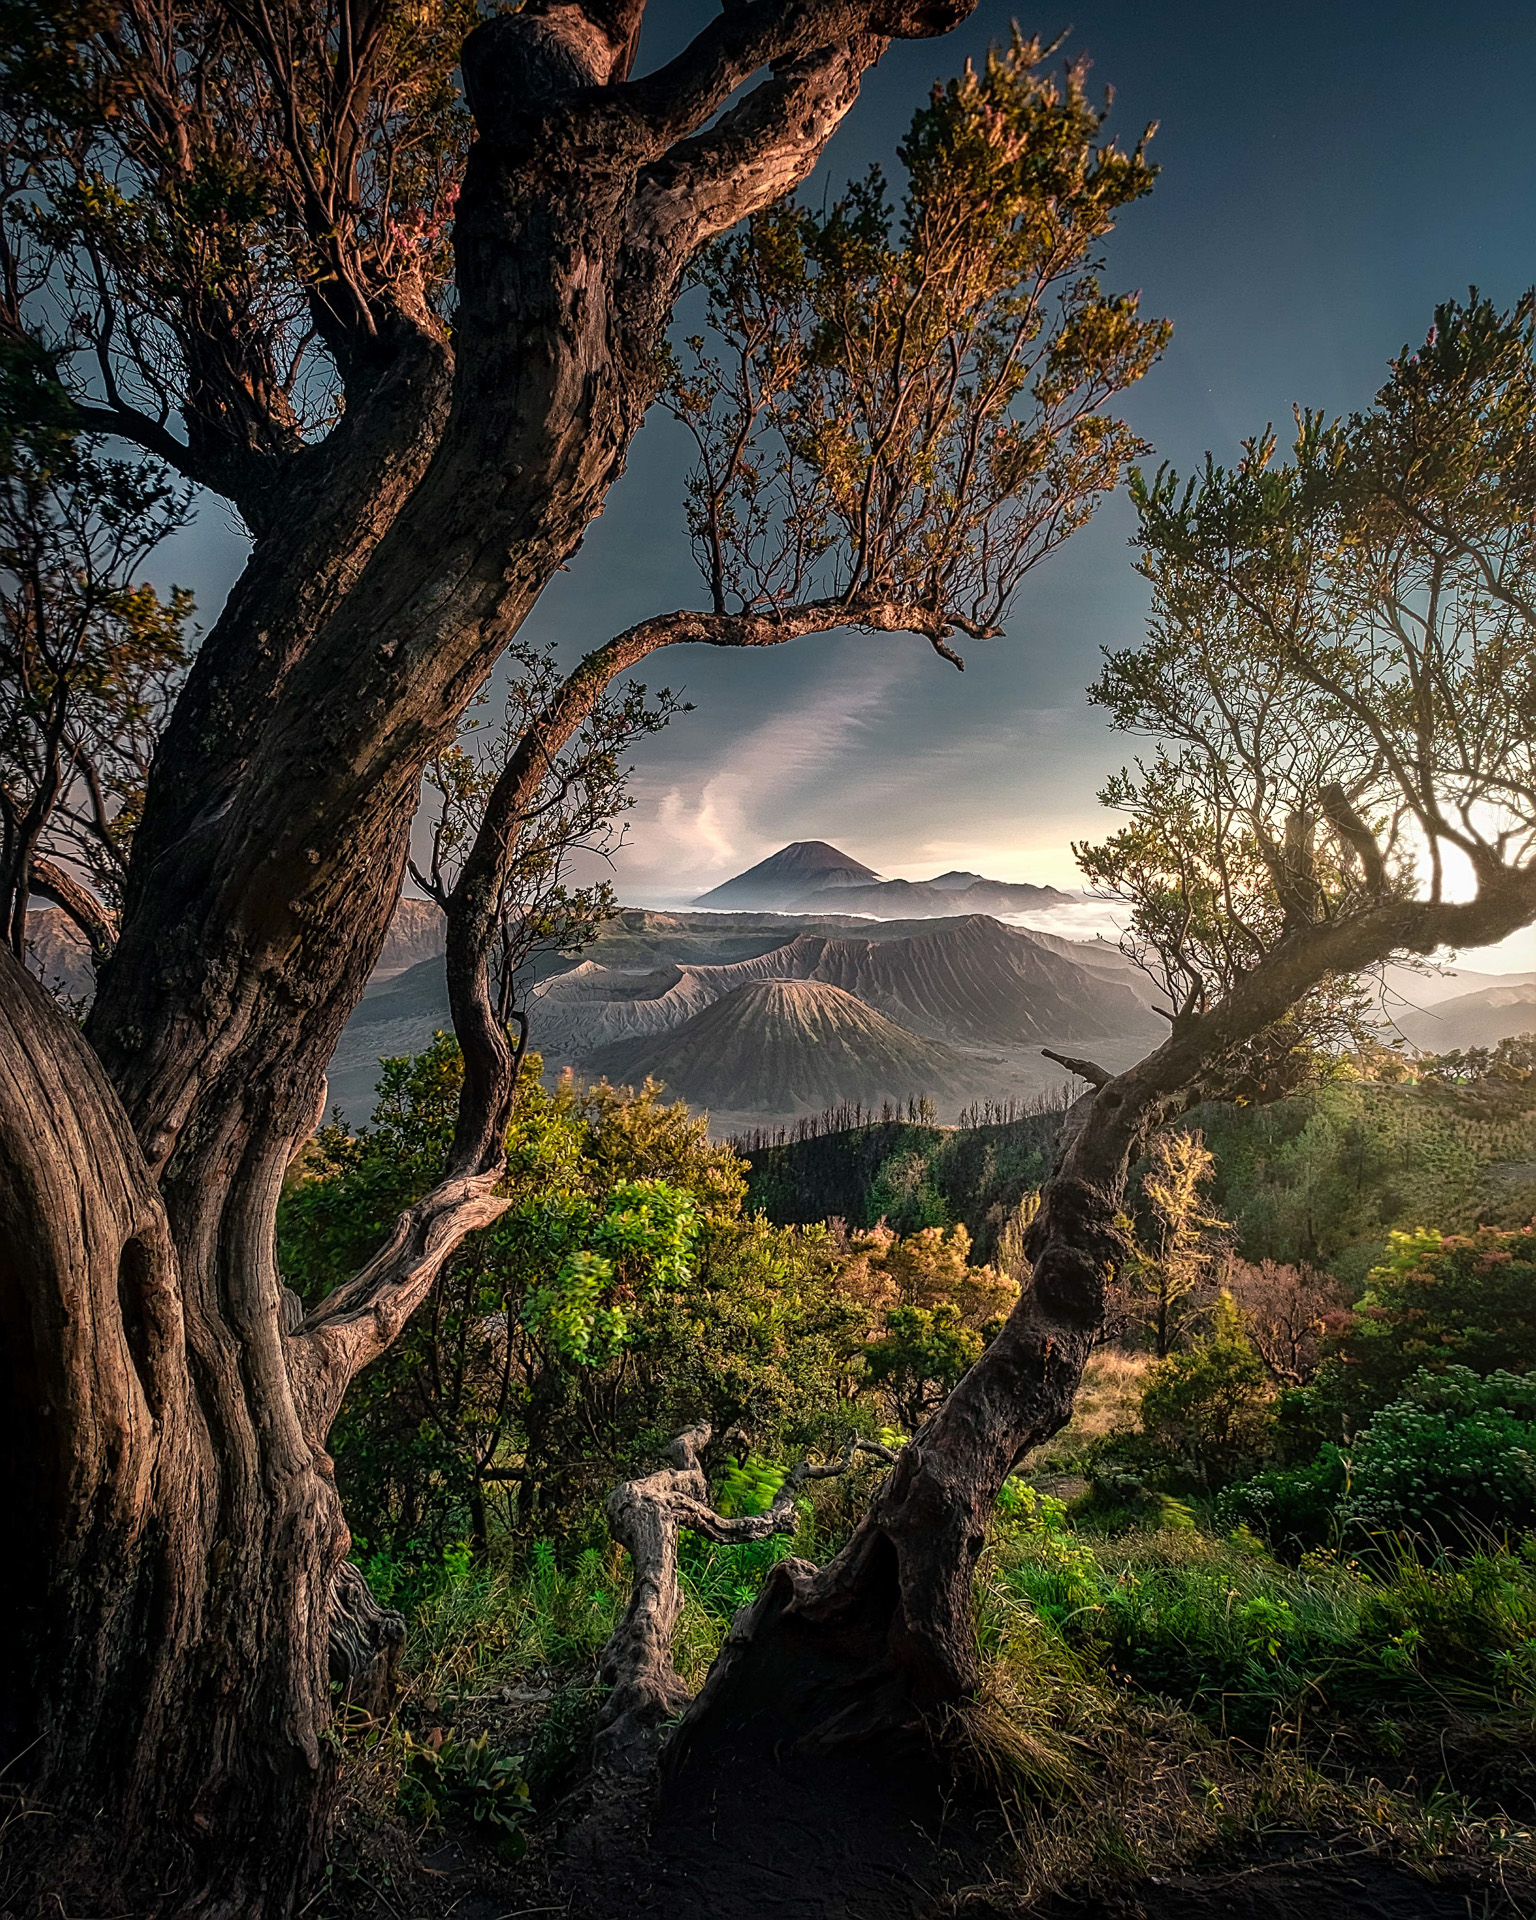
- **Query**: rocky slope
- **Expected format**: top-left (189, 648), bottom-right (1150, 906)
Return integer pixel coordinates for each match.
top-left (528, 914), bottom-right (1159, 1058)
top-left (328, 910), bottom-right (1164, 1120)
top-left (586, 979), bottom-right (989, 1115)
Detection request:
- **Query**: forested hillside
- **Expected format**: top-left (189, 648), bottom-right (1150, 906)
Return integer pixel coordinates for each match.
top-left (746, 1052), bottom-right (1536, 1285)
top-left (743, 1103), bottom-right (1065, 1256)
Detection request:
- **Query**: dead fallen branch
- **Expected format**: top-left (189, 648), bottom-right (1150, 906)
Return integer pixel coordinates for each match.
top-left (593, 1426), bottom-right (896, 1772)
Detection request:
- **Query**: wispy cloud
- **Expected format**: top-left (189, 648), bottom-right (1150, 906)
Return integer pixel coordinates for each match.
top-left (617, 651), bottom-right (922, 892)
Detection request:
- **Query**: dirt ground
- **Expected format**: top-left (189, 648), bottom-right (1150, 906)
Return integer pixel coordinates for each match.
top-left (324, 1749), bottom-right (1534, 1920)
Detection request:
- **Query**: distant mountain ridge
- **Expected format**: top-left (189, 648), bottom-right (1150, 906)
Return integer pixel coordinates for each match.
top-left (693, 840), bottom-right (1070, 917)
top-left (528, 914), bottom-right (1158, 1059)
top-left (1394, 977), bottom-right (1536, 1054)
top-left (693, 840), bottom-right (881, 908)
top-left (587, 979), bottom-right (988, 1116)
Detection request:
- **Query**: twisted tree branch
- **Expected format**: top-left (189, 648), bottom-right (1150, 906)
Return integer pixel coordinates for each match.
top-left (595, 1425), bottom-right (895, 1771)
top-left (28, 858), bottom-right (116, 969)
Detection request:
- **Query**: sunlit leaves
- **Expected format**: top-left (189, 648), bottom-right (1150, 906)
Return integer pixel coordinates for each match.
top-left (1, 0), bottom-right (476, 456)
top-left (1079, 294), bottom-right (1536, 1066)
top-left (667, 31), bottom-right (1167, 639)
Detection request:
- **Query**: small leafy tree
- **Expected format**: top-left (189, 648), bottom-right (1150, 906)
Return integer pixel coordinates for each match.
top-left (864, 1302), bottom-right (981, 1431)
top-left (1117, 1129), bottom-right (1229, 1356)
top-left (0, 413), bottom-right (191, 963)
top-left (1222, 1256), bottom-right (1347, 1384)
top-left (832, 1220), bottom-right (1016, 1328)
top-left (1138, 1292), bottom-right (1276, 1486)
top-left (833, 1220), bottom-right (1014, 1428)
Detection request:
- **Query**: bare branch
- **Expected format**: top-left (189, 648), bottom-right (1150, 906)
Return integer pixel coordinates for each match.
top-left (293, 1171), bottom-right (509, 1418)
top-left (594, 1424), bottom-right (892, 1771)
top-left (27, 857), bottom-right (116, 969)
top-left (1041, 1048), bottom-right (1113, 1088)
top-left (1320, 781), bottom-right (1389, 894)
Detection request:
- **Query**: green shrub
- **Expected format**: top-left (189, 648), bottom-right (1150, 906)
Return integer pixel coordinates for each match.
top-left (990, 1524), bottom-right (1536, 1739)
top-left (863, 1301), bottom-right (982, 1428)
top-left (396, 1727), bottom-right (529, 1860)
top-left (1344, 1366), bottom-right (1536, 1540)
top-left (1137, 1294), bottom-right (1275, 1487)
top-left (1354, 1538), bottom-right (1536, 1702)
top-left (1324, 1226), bottom-right (1536, 1416)
top-left (1220, 1445), bottom-right (1349, 1555)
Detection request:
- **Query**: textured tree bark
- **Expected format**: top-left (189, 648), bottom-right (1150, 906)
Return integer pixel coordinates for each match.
top-left (0, 943), bottom-right (344, 1913)
top-left (595, 1426), bottom-right (894, 1772)
top-left (0, 3), bottom-right (979, 1911)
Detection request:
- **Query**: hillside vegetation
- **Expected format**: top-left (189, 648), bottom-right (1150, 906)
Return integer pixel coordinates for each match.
top-left (282, 1038), bottom-right (1536, 1919)
top-left (744, 1105), bottom-right (1065, 1257)
top-left (746, 1055), bottom-right (1536, 1286)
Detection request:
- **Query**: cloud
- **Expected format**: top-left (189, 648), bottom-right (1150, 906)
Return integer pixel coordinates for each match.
top-left (617, 650), bottom-right (921, 891)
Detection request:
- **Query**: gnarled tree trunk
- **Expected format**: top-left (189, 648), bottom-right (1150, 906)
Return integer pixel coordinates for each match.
top-left (665, 879), bottom-right (1536, 1784)
top-left (595, 1426), bottom-right (895, 1772)
top-left (0, 2), bottom-right (977, 1912)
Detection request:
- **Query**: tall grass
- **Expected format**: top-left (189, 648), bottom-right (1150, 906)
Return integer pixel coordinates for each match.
top-left (984, 1514), bottom-right (1536, 1740)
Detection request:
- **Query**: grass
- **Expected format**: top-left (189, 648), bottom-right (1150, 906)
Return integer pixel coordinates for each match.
top-left (1020, 1347), bottom-right (1150, 1481)
top-left (960, 1514), bottom-right (1536, 1905)
top-left (985, 1514), bottom-right (1536, 1733)
top-left (324, 1494), bottom-right (1536, 1917)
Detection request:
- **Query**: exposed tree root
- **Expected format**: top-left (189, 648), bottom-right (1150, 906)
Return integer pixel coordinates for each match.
top-left (594, 1426), bottom-right (895, 1772)
top-left (328, 1562), bottom-right (406, 1718)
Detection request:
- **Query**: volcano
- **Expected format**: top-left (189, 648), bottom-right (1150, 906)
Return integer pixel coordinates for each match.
top-left (692, 842), bottom-right (1070, 915)
top-left (693, 841), bottom-right (880, 908)
top-left (586, 978), bottom-right (985, 1114)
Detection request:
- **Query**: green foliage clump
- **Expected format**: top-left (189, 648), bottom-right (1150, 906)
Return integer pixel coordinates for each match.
top-left (1192, 1076), bottom-right (1536, 1289)
top-left (863, 1302), bottom-right (982, 1430)
top-left (714, 1455), bottom-right (788, 1518)
top-left (520, 1179), bottom-right (698, 1365)
top-left (279, 1038), bottom-right (867, 1561)
top-left (1345, 1367), bottom-right (1536, 1541)
top-left (990, 1520), bottom-right (1536, 1742)
top-left (1137, 1293), bottom-right (1276, 1487)
top-left (395, 1727), bottom-right (529, 1862)
top-left (1224, 1369), bottom-right (1536, 1550)
top-left (1219, 1446), bottom-right (1349, 1556)
top-left (1327, 1226), bottom-right (1536, 1414)
top-left (744, 1111), bottom-right (1061, 1258)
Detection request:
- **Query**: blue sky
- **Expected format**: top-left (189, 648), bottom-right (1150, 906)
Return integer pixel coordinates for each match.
top-left (166, 2), bottom-right (1536, 950)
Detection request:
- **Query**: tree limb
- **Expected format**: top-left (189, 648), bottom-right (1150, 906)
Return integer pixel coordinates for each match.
top-left (1321, 780), bottom-right (1390, 894)
top-left (293, 1171), bottom-right (509, 1426)
top-left (27, 858), bottom-right (116, 969)
top-left (594, 1425), bottom-right (894, 1771)
top-left (1041, 1048), bottom-right (1113, 1088)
